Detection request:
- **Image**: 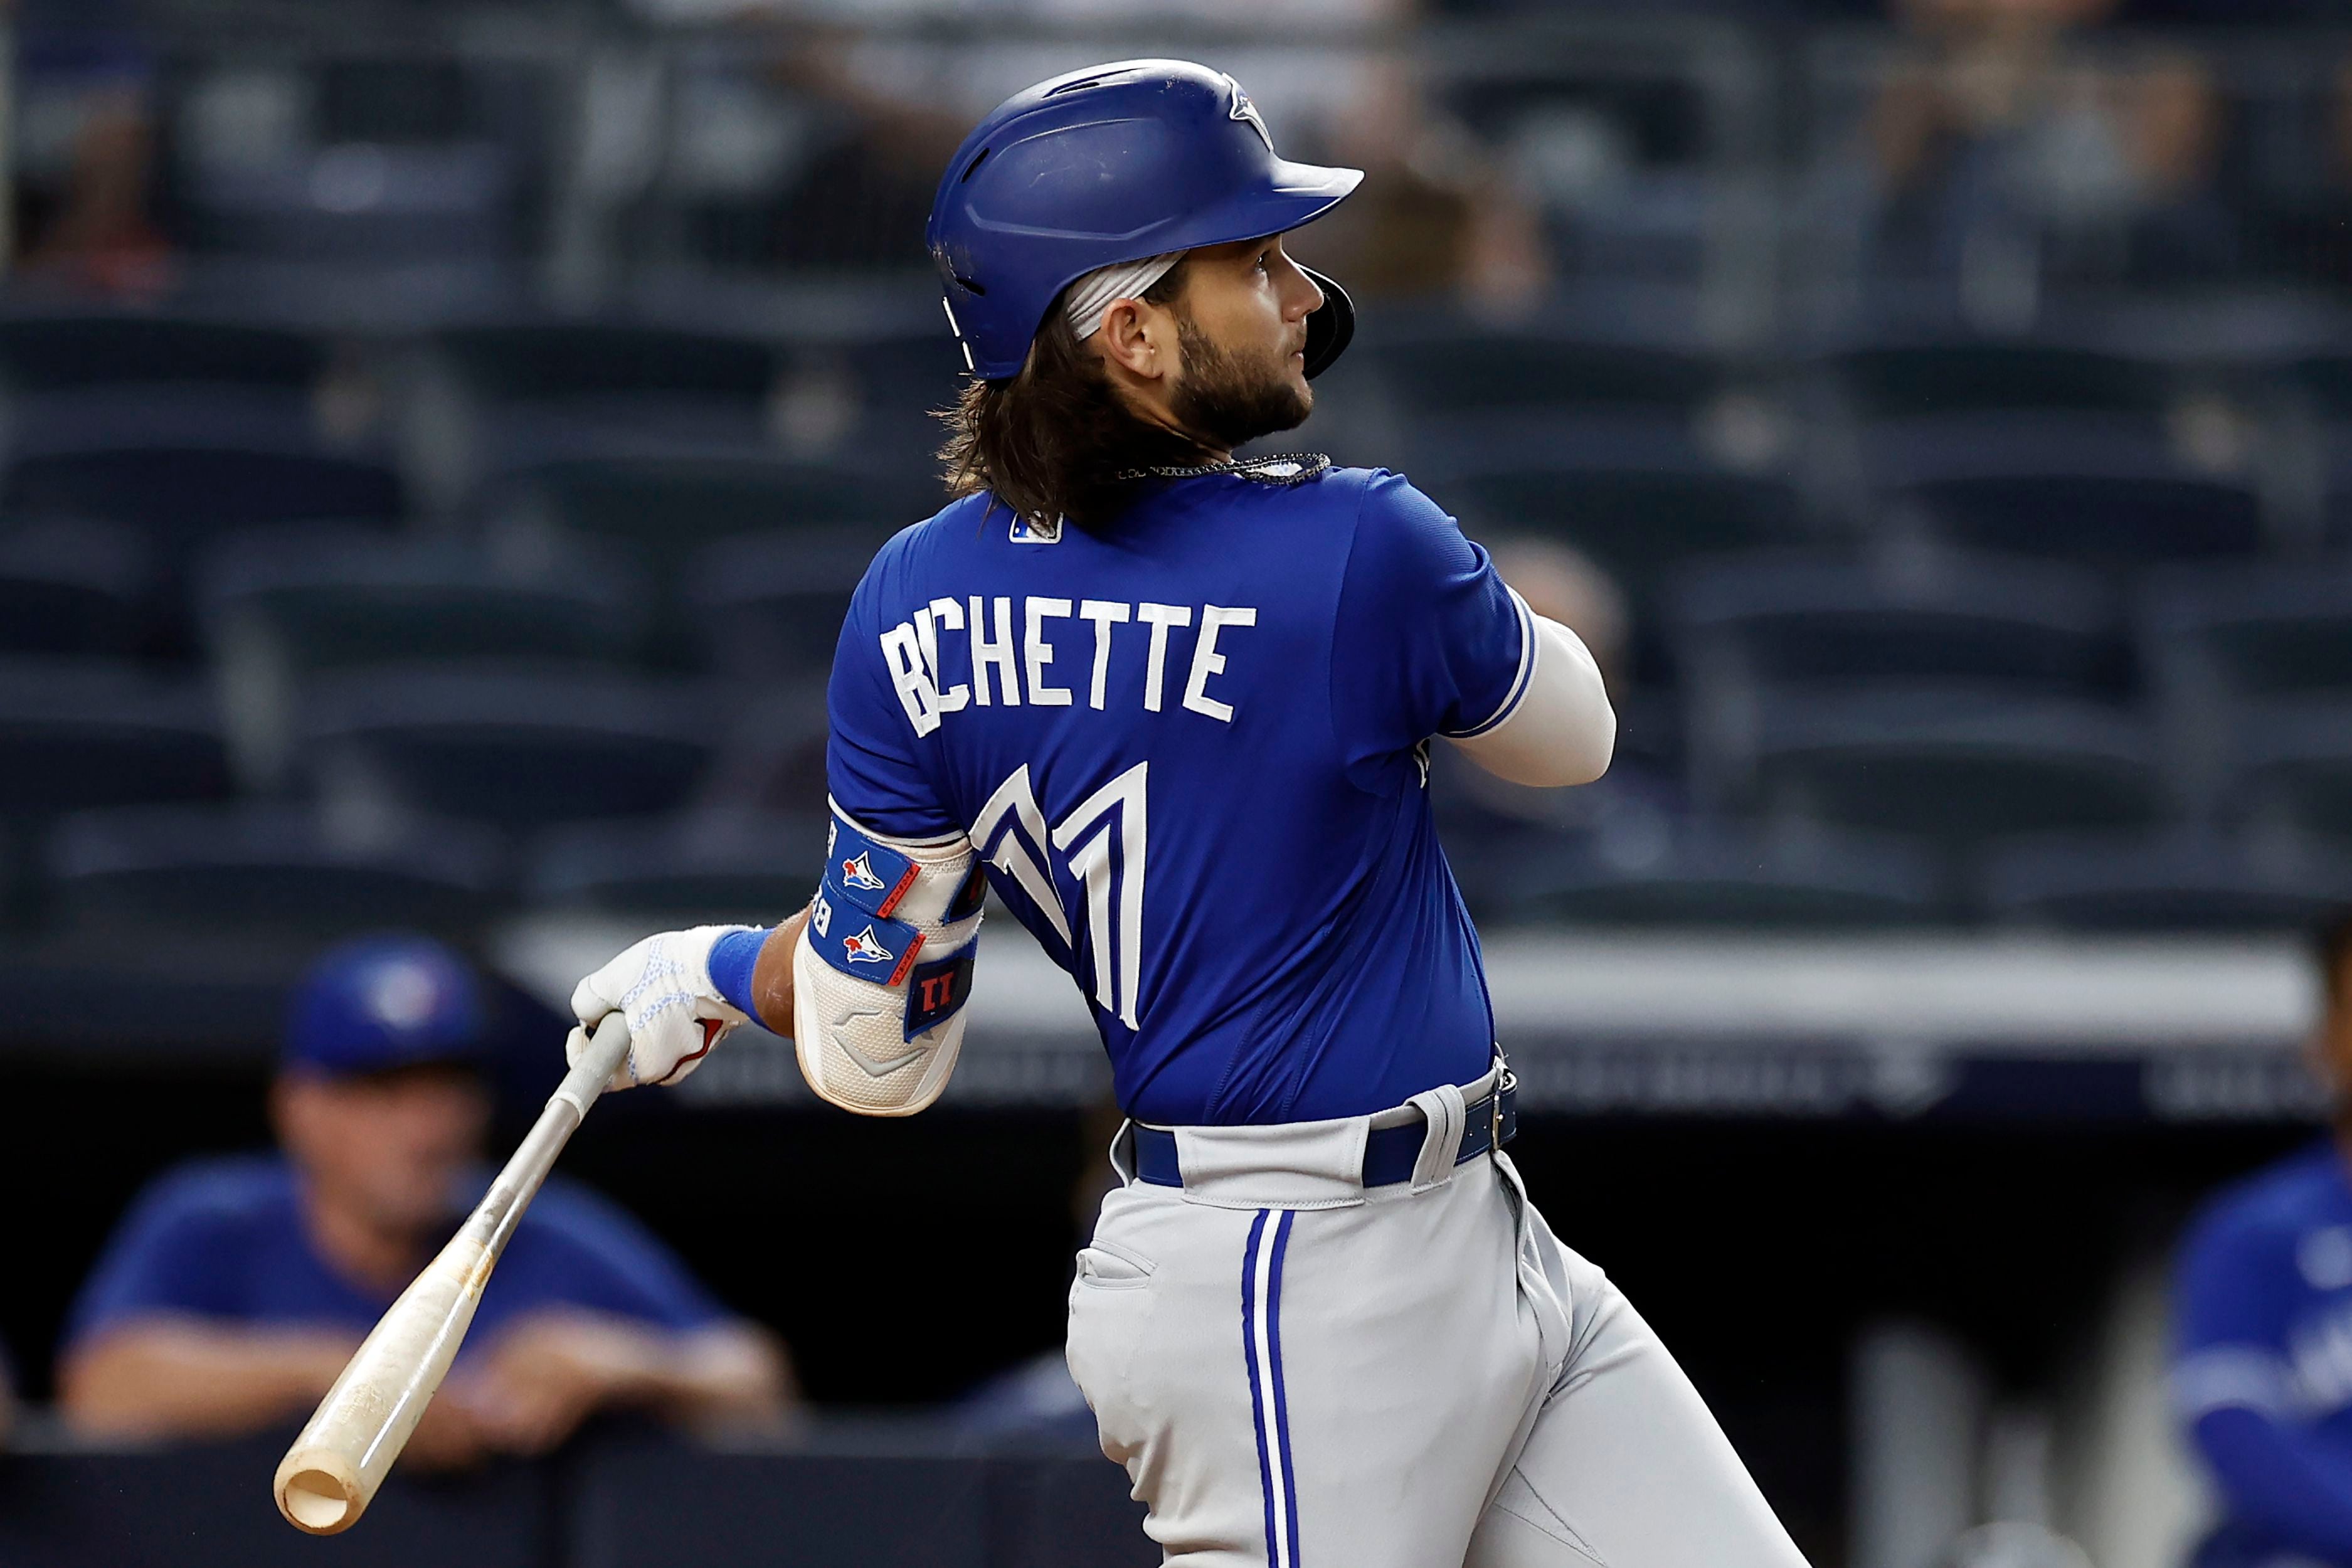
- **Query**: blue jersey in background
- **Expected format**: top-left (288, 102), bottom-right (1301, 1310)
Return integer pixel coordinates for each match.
top-left (827, 466), bottom-right (1533, 1126)
top-left (2176, 1140), bottom-right (2352, 1567)
top-left (65, 1156), bottom-right (724, 1356)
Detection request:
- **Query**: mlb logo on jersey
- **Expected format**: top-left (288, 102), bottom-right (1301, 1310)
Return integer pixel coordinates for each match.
top-left (840, 852), bottom-right (888, 893)
top-left (1008, 514), bottom-right (1061, 544)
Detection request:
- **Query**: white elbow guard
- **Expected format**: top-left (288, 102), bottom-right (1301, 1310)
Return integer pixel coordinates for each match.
top-left (792, 804), bottom-right (985, 1116)
top-left (1450, 603), bottom-right (1616, 788)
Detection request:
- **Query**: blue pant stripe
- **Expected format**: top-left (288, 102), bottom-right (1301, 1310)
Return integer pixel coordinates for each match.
top-left (1269, 1209), bottom-right (1301, 1566)
top-left (1241, 1209), bottom-right (1278, 1566)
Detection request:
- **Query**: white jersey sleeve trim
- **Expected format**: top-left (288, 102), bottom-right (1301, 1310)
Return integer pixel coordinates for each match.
top-left (826, 795), bottom-right (971, 851)
top-left (1447, 604), bottom-right (1616, 788)
top-left (1442, 586), bottom-right (1537, 740)
top-left (2172, 1345), bottom-right (2299, 1421)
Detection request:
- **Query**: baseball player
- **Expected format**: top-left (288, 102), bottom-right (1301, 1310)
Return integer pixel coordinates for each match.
top-left (2173, 912), bottom-right (2352, 1568)
top-left (567, 60), bottom-right (1811, 1567)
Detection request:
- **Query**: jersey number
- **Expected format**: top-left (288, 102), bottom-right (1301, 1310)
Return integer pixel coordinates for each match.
top-left (971, 762), bottom-right (1148, 1029)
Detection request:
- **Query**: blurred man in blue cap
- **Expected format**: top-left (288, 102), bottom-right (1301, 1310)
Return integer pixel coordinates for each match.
top-left (58, 935), bottom-right (790, 1463)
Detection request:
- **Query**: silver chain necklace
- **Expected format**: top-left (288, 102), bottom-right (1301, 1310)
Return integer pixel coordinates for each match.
top-left (1112, 453), bottom-right (1332, 485)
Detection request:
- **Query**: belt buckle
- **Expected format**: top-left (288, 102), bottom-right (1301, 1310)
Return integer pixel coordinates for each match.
top-left (1491, 1067), bottom-right (1515, 1151)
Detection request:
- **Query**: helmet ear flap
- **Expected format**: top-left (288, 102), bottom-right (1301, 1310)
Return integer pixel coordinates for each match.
top-left (1299, 265), bottom-right (1355, 381)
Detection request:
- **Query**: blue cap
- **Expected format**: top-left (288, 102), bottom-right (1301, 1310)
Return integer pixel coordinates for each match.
top-left (926, 59), bottom-right (1363, 383)
top-left (283, 935), bottom-right (490, 1078)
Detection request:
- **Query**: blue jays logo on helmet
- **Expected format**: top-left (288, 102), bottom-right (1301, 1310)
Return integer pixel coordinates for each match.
top-left (924, 58), bottom-right (1364, 383)
top-left (842, 926), bottom-right (896, 966)
top-left (1224, 74), bottom-right (1273, 153)
top-left (840, 852), bottom-right (889, 893)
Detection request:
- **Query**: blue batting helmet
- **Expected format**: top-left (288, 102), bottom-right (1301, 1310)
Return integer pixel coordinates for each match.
top-left (924, 59), bottom-right (1363, 383)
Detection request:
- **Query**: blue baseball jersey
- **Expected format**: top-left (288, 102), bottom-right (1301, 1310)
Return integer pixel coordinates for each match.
top-left (827, 465), bottom-right (1534, 1126)
top-left (65, 1156), bottom-right (726, 1355)
top-left (2174, 1141), bottom-right (2352, 1566)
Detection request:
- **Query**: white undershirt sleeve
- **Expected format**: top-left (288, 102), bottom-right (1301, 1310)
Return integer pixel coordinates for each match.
top-left (1446, 602), bottom-right (1616, 788)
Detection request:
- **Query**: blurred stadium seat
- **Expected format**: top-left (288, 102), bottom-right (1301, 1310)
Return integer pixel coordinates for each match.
top-left (1831, 341), bottom-right (2267, 569)
top-left (696, 684), bottom-right (834, 817)
top-left (527, 809), bottom-right (826, 922)
top-left (299, 667), bottom-right (721, 829)
top-left (1745, 689), bottom-right (2168, 845)
top-left (2143, 561), bottom-right (2352, 701)
top-left (2236, 698), bottom-right (2352, 840)
top-left (2282, 353), bottom-right (2352, 546)
top-left (489, 456), bottom-right (909, 664)
top-left (440, 321), bottom-right (778, 408)
top-left (1503, 820), bottom-right (1949, 928)
top-left (790, 331), bottom-right (970, 469)
top-left (495, 454), bottom-right (918, 544)
top-left (0, 313), bottom-right (326, 394)
top-left (432, 320), bottom-right (785, 481)
top-left (182, 144), bottom-right (521, 272)
top-left (1672, 548), bottom-right (2122, 699)
top-left (1366, 324), bottom-right (1727, 418)
top-left (1880, 429), bottom-right (2265, 570)
top-left (1434, 419), bottom-right (1806, 601)
top-left (46, 802), bottom-right (503, 936)
top-left (0, 661), bottom-right (233, 816)
top-left (201, 529), bottom-right (641, 675)
top-left (1832, 342), bottom-right (2168, 423)
top-left (1981, 830), bottom-right (2352, 931)
top-left (2141, 561), bottom-right (2352, 807)
top-left (1, 415), bottom-right (404, 550)
top-left (0, 519), bottom-right (152, 657)
top-left (687, 527), bottom-right (880, 679)
top-left (200, 527), bottom-right (645, 783)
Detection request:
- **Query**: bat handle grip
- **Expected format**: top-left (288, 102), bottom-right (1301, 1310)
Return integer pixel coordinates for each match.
top-left (472, 1012), bottom-right (632, 1260)
top-left (555, 1010), bottom-right (636, 1118)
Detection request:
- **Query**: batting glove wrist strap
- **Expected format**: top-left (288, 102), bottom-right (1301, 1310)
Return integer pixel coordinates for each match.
top-left (706, 926), bottom-right (770, 1018)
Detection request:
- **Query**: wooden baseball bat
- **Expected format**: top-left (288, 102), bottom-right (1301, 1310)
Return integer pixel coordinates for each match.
top-left (272, 1012), bottom-right (634, 1535)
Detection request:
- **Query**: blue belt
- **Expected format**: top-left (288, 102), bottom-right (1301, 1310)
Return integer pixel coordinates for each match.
top-left (1132, 1075), bottom-right (1518, 1190)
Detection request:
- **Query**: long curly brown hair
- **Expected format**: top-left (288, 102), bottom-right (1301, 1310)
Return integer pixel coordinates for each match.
top-left (936, 265), bottom-right (1209, 534)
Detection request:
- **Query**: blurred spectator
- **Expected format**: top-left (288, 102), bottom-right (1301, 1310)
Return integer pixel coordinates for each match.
top-left (1863, 0), bottom-right (2236, 312)
top-left (1286, 55), bottom-right (1552, 312)
top-left (2172, 910), bottom-right (2352, 1568)
top-left (8, 0), bottom-right (170, 296)
top-left (58, 936), bottom-right (790, 1462)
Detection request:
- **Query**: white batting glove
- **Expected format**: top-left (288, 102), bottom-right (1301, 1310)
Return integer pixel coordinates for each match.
top-left (566, 926), bottom-right (754, 1091)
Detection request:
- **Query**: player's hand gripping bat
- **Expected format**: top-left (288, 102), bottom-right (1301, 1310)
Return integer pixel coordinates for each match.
top-left (271, 1012), bottom-right (633, 1535)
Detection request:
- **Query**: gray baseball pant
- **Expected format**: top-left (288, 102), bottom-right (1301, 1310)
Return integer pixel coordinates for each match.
top-left (1065, 1066), bottom-right (1814, 1568)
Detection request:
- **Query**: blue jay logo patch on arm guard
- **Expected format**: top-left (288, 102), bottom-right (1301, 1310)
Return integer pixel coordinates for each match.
top-left (826, 915), bottom-right (923, 987)
top-left (817, 815), bottom-right (941, 987)
top-left (823, 817), bottom-right (923, 917)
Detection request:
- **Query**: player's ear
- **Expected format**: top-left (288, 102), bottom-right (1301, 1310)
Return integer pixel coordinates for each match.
top-left (1094, 297), bottom-right (1168, 382)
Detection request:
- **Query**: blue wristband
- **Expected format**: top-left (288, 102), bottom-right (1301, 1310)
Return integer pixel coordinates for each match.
top-left (707, 927), bottom-right (769, 1019)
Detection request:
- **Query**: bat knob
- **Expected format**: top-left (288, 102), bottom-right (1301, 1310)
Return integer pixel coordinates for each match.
top-left (275, 1451), bottom-right (364, 1535)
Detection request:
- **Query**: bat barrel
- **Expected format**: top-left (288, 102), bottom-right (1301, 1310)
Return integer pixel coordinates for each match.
top-left (271, 1012), bottom-right (633, 1535)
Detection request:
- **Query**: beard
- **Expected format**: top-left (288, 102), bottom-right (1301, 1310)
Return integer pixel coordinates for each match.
top-left (1169, 314), bottom-right (1311, 452)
